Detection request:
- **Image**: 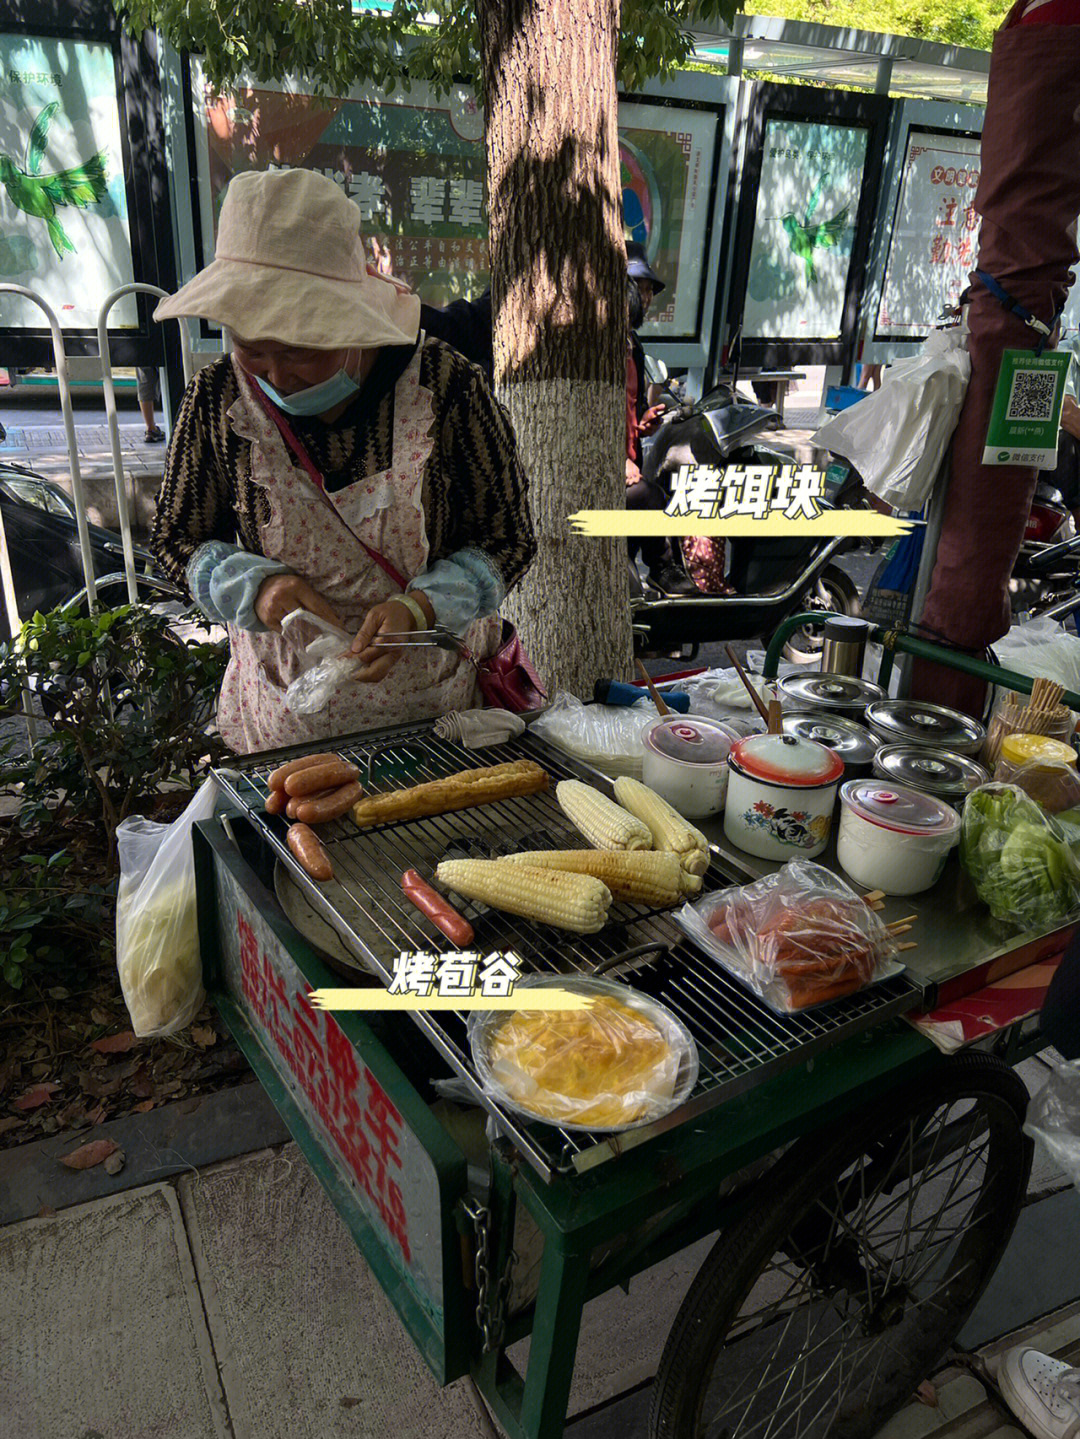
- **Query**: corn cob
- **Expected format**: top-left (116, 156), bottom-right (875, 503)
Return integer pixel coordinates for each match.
top-left (436, 859), bottom-right (611, 933)
top-left (612, 777), bottom-right (711, 876)
top-left (351, 760), bottom-right (547, 828)
top-left (556, 779), bottom-right (653, 851)
top-left (506, 849), bottom-right (702, 906)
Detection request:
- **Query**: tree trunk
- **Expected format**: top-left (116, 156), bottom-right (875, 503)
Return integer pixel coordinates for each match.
top-left (477, 0), bottom-right (633, 698)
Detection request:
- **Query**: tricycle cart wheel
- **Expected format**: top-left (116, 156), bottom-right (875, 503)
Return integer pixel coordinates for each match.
top-left (650, 1052), bottom-right (1032, 1439)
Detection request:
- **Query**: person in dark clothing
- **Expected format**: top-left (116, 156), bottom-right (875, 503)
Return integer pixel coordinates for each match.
top-left (420, 289), bottom-right (494, 384)
top-left (1042, 930), bottom-right (1080, 1059)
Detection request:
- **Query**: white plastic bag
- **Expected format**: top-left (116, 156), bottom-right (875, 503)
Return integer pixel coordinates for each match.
top-left (991, 617), bottom-right (1080, 716)
top-left (115, 778), bottom-right (218, 1037)
top-left (813, 328), bottom-right (970, 511)
top-left (529, 691), bottom-right (655, 776)
top-left (281, 609), bottom-right (360, 716)
top-left (1025, 1060), bottom-right (1080, 1188)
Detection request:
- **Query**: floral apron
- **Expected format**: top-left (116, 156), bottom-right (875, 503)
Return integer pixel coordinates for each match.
top-left (217, 346), bottom-right (501, 753)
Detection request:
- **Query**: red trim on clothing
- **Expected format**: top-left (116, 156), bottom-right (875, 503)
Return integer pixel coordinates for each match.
top-left (1019, 0), bottom-right (1080, 22)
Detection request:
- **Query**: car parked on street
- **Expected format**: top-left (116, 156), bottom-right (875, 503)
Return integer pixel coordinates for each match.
top-left (0, 461), bottom-right (181, 639)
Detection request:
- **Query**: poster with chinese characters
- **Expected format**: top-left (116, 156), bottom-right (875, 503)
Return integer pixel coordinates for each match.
top-left (876, 130), bottom-right (982, 340)
top-left (741, 118), bottom-right (867, 341)
top-left (190, 71), bottom-right (717, 339)
top-left (0, 33), bottom-right (137, 329)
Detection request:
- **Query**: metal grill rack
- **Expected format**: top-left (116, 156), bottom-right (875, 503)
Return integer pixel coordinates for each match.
top-left (214, 721), bottom-right (922, 1182)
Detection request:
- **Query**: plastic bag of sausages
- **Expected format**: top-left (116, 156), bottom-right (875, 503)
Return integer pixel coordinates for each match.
top-left (676, 860), bottom-right (901, 1014)
top-left (115, 778), bottom-right (218, 1036)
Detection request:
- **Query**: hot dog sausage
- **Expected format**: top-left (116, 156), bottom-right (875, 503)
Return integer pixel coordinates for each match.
top-left (295, 781), bottom-right (365, 825)
top-left (267, 752), bottom-right (341, 791)
top-left (284, 760), bottom-right (360, 798)
top-left (286, 823), bottom-right (334, 882)
top-left (401, 869), bottom-right (475, 947)
top-left (265, 787), bottom-right (287, 815)
top-left (285, 789), bottom-right (337, 820)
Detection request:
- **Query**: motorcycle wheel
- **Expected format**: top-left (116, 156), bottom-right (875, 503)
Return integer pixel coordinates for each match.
top-left (773, 565), bottom-right (861, 665)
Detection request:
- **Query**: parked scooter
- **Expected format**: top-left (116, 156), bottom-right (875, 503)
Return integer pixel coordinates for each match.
top-left (632, 378), bottom-right (873, 662)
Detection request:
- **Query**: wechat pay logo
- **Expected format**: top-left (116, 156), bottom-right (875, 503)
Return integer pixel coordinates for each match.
top-left (998, 452), bottom-right (1011, 462)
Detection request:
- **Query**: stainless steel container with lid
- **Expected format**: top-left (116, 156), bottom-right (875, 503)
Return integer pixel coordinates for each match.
top-left (781, 711), bottom-right (881, 778)
top-left (872, 744), bottom-right (990, 801)
top-left (865, 700), bottom-right (986, 756)
top-left (819, 617), bottom-right (872, 678)
top-left (777, 672), bottom-right (886, 719)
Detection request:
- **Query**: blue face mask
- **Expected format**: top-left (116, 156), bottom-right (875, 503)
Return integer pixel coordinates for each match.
top-left (254, 367), bottom-right (361, 417)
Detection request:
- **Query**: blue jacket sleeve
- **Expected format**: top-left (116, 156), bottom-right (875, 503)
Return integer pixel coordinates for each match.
top-left (185, 540), bottom-right (291, 631)
top-left (408, 547), bottom-right (505, 635)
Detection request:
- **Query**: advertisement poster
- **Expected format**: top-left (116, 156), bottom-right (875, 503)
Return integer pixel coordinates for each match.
top-left (0, 33), bottom-right (136, 330)
top-left (876, 129), bottom-right (982, 340)
top-left (741, 118), bottom-right (867, 341)
top-left (192, 72), bottom-right (717, 340)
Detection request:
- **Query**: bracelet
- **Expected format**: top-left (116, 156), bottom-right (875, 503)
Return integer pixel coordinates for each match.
top-left (392, 592), bottom-right (429, 631)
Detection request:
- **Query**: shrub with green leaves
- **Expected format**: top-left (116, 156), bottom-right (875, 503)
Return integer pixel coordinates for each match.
top-left (0, 602), bottom-right (228, 862)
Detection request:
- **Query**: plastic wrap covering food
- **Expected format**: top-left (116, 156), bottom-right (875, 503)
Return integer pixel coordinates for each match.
top-left (1025, 1060), bottom-right (1080, 1190)
top-left (960, 783), bottom-right (1080, 928)
top-left (468, 977), bottom-right (698, 1131)
top-left (677, 859), bottom-right (901, 1014)
top-left (115, 779), bottom-right (218, 1037)
top-left (285, 653), bottom-right (361, 716)
top-left (529, 691), bottom-right (655, 777)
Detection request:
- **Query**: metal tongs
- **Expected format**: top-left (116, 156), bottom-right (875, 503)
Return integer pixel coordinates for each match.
top-left (371, 625), bottom-right (476, 663)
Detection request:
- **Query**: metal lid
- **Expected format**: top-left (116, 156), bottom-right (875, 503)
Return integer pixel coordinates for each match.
top-left (872, 744), bottom-right (990, 797)
top-left (778, 672), bottom-right (886, 711)
top-left (840, 779), bottom-right (961, 835)
top-left (729, 732), bottom-right (846, 787)
top-left (643, 715), bottom-right (737, 766)
top-left (865, 700), bottom-right (986, 752)
top-left (821, 617), bottom-right (871, 642)
top-left (782, 711), bottom-right (881, 767)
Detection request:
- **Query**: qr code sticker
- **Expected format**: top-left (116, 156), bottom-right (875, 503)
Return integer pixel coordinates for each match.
top-left (1007, 369), bottom-right (1059, 421)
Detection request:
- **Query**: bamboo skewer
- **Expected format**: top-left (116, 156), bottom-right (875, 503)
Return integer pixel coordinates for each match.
top-left (863, 890), bottom-right (886, 904)
top-left (896, 941), bottom-right (918, 952)
top-left (635, 660), bottom-right (673, 718)
top-left (725, 644), bottom-right (772, 726)
top-left (980, 676), bottom-right (1071, 768)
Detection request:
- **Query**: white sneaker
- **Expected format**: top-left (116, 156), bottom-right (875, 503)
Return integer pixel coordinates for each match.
top-left (999, 1347), bottom-right (1080, 1439)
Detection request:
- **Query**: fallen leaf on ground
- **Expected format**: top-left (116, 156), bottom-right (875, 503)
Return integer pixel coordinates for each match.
top-left (12, 1083), bottom-right (60, 1111)
top-left (132, 1100), bottom-right (155, 1113)
top-left (91, 1032), bottom-right (136, 1055)
top-left (48, 987), bottom-right (70, 1001)
top-left (103, 1150), bottom-right (125, 1176)
top-left (31, 1061), bottom-right (51, 1079)
top-left (158, 1078), bottom-right (183, 1096)
top-left (79, 1070), bottom-right (123, 1100)
top-left (59, 1139), bottom-right (118, 1170)
top-left (37, 1205), bottom-right (56, 1217)
top-left (0, 1116), bottom-right (23, 1136)
top-left (190, 1026), bottom-right (217, 1049)
top-left (91, 1007), bottom-right (112, 1027)
top-left (130, 1067), bottom-right (154, 1099)
top-left (915, 1382), bottom-right (938, 1408)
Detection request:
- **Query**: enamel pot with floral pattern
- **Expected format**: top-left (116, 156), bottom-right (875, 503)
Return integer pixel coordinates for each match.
top-left (723, 732), bottom-right (845, 860)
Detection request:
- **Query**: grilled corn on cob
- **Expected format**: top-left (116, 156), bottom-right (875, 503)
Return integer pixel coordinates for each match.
top-left (612, 777), bottom-right (711, 876)
top-left (506, 849), bottom-right (701, 906)
top-left (436, 859), bottom-right (612, 933)
top-left (556, 780), bottom-right (652, 851)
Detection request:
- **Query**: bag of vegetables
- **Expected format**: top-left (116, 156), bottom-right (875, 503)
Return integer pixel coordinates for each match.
top-left (960, 782), bottom-right (1080, 928)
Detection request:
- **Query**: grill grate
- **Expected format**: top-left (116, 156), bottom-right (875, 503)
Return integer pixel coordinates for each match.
top-left (214, 722), bottom-right (922, 1182)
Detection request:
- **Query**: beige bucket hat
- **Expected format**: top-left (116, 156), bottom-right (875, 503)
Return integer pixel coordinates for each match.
top-left (154, 168), bottom-right (420, 350)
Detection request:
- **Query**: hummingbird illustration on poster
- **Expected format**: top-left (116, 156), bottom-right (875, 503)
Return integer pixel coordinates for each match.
top-left (781, 172), bottom-right (849, 285)
top-left (0, 101), bottom-right (110, 260)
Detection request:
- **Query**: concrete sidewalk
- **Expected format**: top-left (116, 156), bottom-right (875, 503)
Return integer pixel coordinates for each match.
top-left (3, 1054), bottom-right (1078, 1439)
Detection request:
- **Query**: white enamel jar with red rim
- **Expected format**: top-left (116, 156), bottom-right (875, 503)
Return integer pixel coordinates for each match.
top-left (723, 732), bottom-right (845, 860)
top-left (641, 715), bottom-right (741, 818)
top-left (837, 780), bottom-right (961, 895)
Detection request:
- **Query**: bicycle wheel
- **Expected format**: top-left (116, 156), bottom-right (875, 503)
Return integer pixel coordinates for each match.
top-left (650, 1052), bottom-right (1032, 1439)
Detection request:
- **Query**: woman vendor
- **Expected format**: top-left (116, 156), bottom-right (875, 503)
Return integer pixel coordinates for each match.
top-left (151, 168), bottom-right (535, 753)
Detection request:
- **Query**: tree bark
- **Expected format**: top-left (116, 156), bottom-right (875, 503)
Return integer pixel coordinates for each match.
top-left (477, 0), bottom-right (633, 698)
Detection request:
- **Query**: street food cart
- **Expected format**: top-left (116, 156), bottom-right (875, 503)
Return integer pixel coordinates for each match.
top-left (192, 622), bottom-right (1079, 1439)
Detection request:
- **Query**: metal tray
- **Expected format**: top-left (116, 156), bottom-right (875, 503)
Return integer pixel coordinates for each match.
top-left (213, 721), bottom-right (922, 1182)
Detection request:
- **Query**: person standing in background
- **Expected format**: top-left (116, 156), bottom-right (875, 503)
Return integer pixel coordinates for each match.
top-left (136, 366), bottom-right (166, 443)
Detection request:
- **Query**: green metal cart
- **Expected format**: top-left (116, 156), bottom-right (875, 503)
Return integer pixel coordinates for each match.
top-left (192, 622), bottom-right (1080, 1439)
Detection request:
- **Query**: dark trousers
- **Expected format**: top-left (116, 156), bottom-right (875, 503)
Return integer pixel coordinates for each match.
top-left (1043, 931), bottom-right (1080, 1060)
top-left (626, 472), bottom-right (673, 569)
